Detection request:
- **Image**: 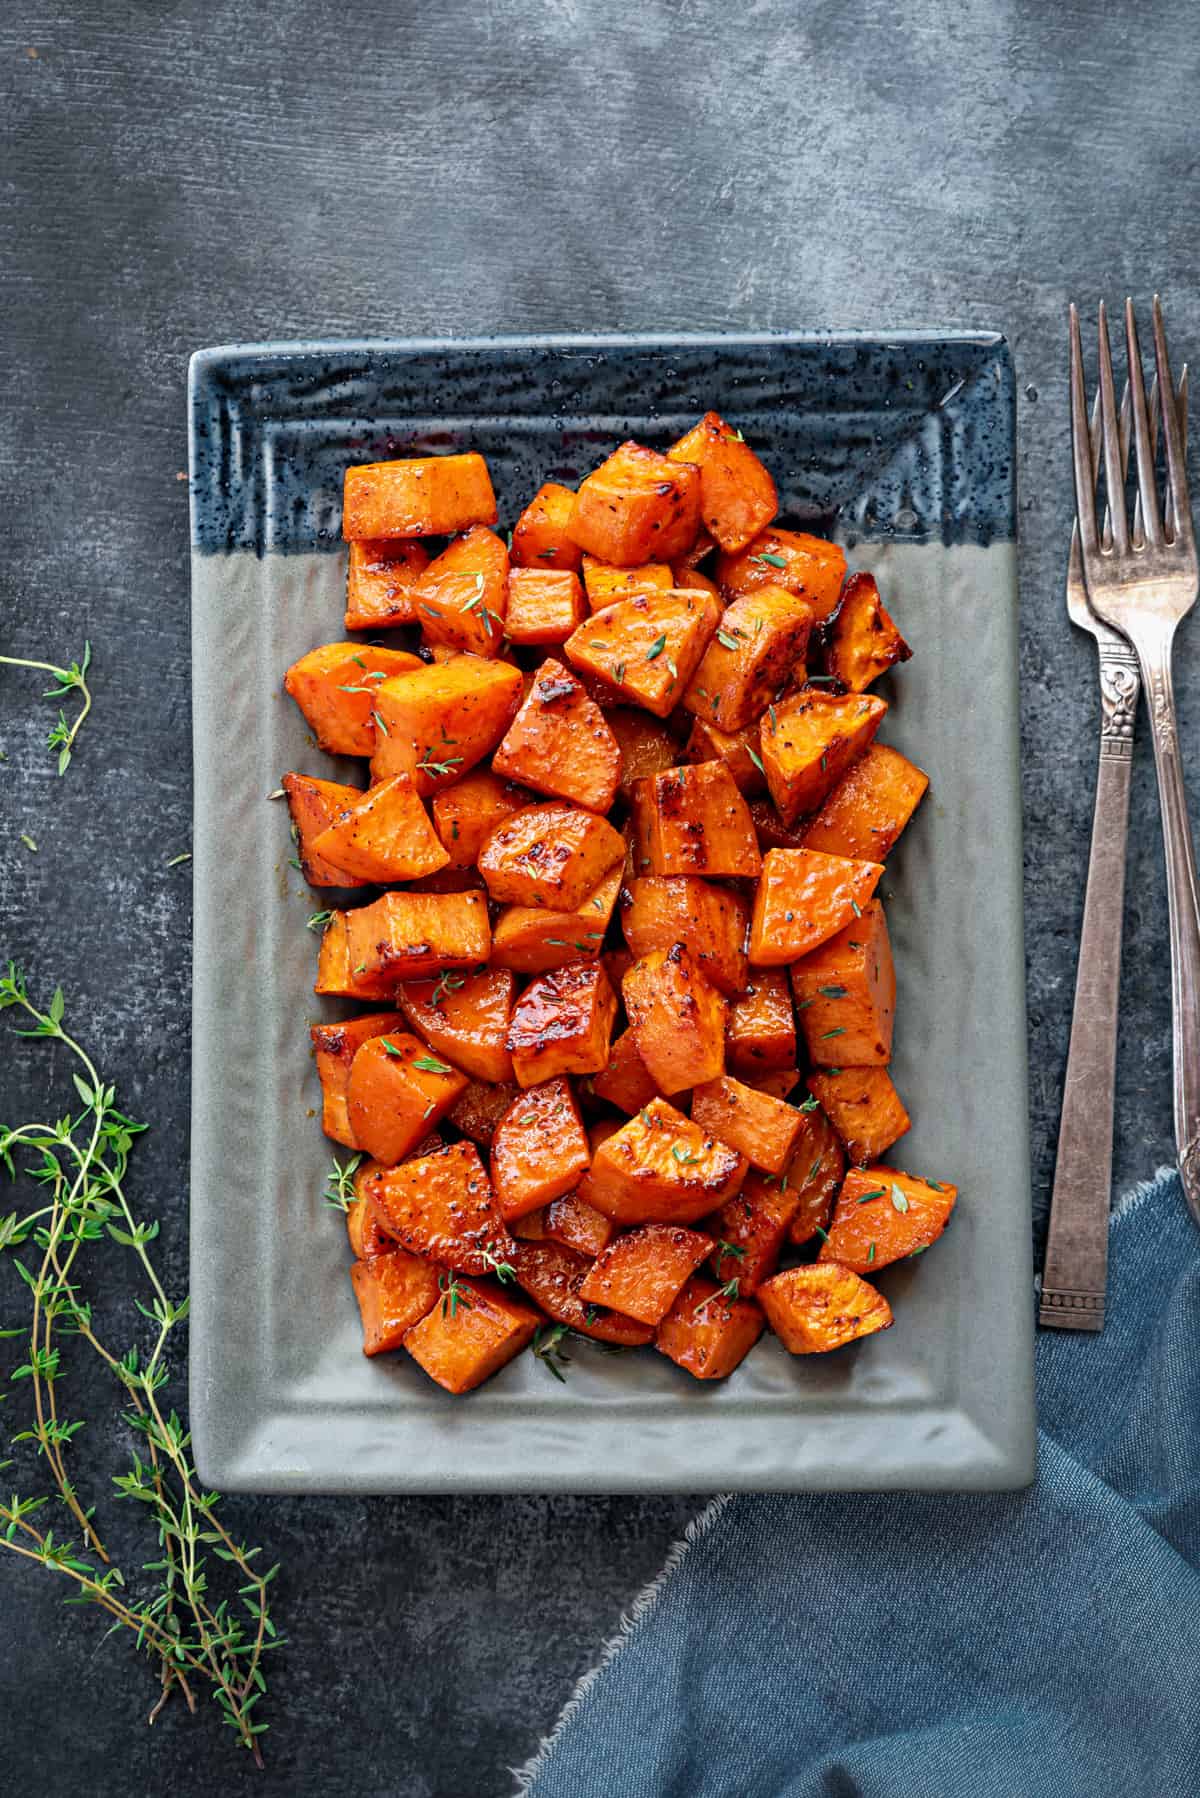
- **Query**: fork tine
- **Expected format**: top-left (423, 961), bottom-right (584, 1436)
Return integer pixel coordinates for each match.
top-left (1070, 303), bottom-right (1100, 559)
top-left (1097, 300), bottom-right (1130, 553)
top-left (1125, 300), bottom-right (1163, 548)
top-left (1152, 295), bottom-right (1194, 549)
top-left (1170, 363), bottom-right (1189, 538)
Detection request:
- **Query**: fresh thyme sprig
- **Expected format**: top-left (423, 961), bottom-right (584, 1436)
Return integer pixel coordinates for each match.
top-left (0, 965), bottom-right (281, 1759)
top-left (0, 642), bottom-right (94, 775)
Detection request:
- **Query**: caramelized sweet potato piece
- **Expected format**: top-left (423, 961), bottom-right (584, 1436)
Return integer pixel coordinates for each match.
top-left (312, 772), bottom-right (450, 883)
top-left (800, 743), bottom-right (930, 861)
top-left (370, 656), bottom-right (522, 792)
top-left (539, 1190), bottom-right (615, 1257)
top-left (819, 1165), bottom-right (957, 1272)
top-left (506, 1241), bottom-right (651, 1346)
top-left (284, 642), bottom-right (422, 757)
top-left (314, 911), bottom-right (399, 1001)
top-left (587, 1027), bottom-right (660, 1114)
top-left (790, 898), bottom-right (896, 1066)
top-left (346, 1185), bottom-right (392, 1261)
top-left (706, 1172), bottom-right (803, 1294)
top-left (350, 1251), bottom-right (441, 1355)
top-left (785, 1106), bottom-right (845, 1245)
top-left (683, 585), bottom-right (813, 732)
top-left (492, 661), bottom-right (621, 813)
top-left (758, 1263), bottom-right (892, 1353)
top-left (407, 525), bottom-right (509, 657)
top-left (345, 1031), bottom-right (469, 1165)
top-left (749, 848), bottom-right (884, 964)
top-left (760, 690), bottom-right (888, 827)
top-left (310, 1009), bottom-right (405, 1147)
top-left (448, 1077), bottom-right (521, 1148)
top-left (564, 587), bottom-right (720, 718)
top-left (623, 946), bottom-right (727, 1095)
top-left (691, 1075), bottom-right (806, 1175)
top-left (431, 770), bottom-right (533, 869)
top-left (479, 801), bottom-right (624, 911)
top-left (404, 1277), bottom-right (541, 1392)
top-left (571, 441), bottom-right (703, 566)
top-left (642, 761), bottom-right (761, 878)
top-left (748, 796), bottom-right (809, 852)
top-left (807, 1067), bottom-right (910, 1166)
top-left (342, 454), bottom-right (497, 540)
top-left (684, 715), bottom-right (767, 796)
top-left (747, 1066), bottom-right (800, 1100)
top-left (581, 555), bottom-right (673, 609)
top-left (826, 572), bottom-right (912, 692)
top-left (282, 772), bottom-right (369, 888)
top-left (371, 1141), bottom-right (514, 1271)
top-left (585, 1097), bottom-right (747, 1225)
top-left (507, 960), bottom-right (617, 1087)
top-left (504, 567), bottom-right (587, 644)
top-left (654, 1275), bottom-right (764, 1378)
top-left (667, 412), bottom-right (778, 553)
top-left (345, 889), bottom-right (491, 983)
top-left (715, 527), bottom-right (847, 623)
top-left (620, 874), bottom-right (750, 998)
top-left (490, 1077), bottom-right (591, 1222)
top-left (510, 481), bottom-right (582, 571)
top-left (397, 967), bottom-right (515, 1084)
top-left (725, 972), bottom-right (796, 1076)
top-left (579, 1224), bottom-right (715, 1324)
top-left (490, 864), bottom-right (621, 974)
top-left (608, 708), bottom-right (679, 801)
top-left (345, 538), bottom-right (431, 630)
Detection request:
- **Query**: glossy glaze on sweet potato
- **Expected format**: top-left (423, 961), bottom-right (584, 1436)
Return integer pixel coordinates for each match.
top-left (608, 708), bottom-right (679, 800)
top-left (654, 1274), bottom-right (764, 1379)
top-left (581, 556), bottom-right (673, 609)
top-left (748, 848), bottom-right (884, 964)
top-left (705, 1173), bottom-right (803, 1294)
top-left (667, 411), bottom-right (778, 553)
top-left (447, 1077), bottom-right (521, 1148)
top-left (479, 801), bottom-right (624, 911)
top-left (492, 661), bottom-right (621, 813)
top-left (504, 567), bottom-right (588, 644)
top-left (407, 525), bottom-right (509, 657)
top-left (510, 481), bottom-right (582, 571)
top-left (539, 1189), bottom-right (615, 1257)
top-left (790, 898), bottom-right (896, 1067)
top-left (564, 587), bottom-right (721, 717)
top-left (825, 571), bottom-right (912, 692)
top-left (800, 743), bottom-right (930, 861)
top-left (642, 761), bottom-right (761, 879)
top-left (370, 656), bottom-right (523, 792)
top-left (345, 889), bottom-right (491, 984)
top-left (506, 960), bottom-right (618, 1088)
top-left (684, 715), bottom-right (768, 796)
top-left (725, 971), bottom-right (797, 1075)
top-left (371, 1141), bottom-right (515, 1272)
top-left (760, 689), bottom-right (888, 827)
top-left (282, 772), bottom-right (369, 888)
top-left (310, 1009), bottom-right (405, 1147)
top-left (397, 967), bottom-right (515, 1085)
top-left (342, 454), bottom-right (497, 540)
top-left (350, 1251), bottom-right (441, 1355)
top-left (784, 1106), bottom-right (846, 1245)
top-left (431, 769), bottom-right (533, 869)
top-left (284, 642), bottom-right (422, 758)
top-left (620, 874), bottom-right (750, 998)
top-left (312, 771), bottom-right (451, 883)
top-left (806, 1067), bottom-right (911, 1166)
top-left (683, 585), bottom-right (813, 732)
top-left (818, 1164), bottom-right (956, 1272)
top-left (344, 537), bottom-right (431, 630)
top-left (587, 1026), bottom-right (660, 1115)
top-left (758, 1263), bottom-right (892, 1353)
top-left (690, 1074), bottom-right (806, 1176)
top-left (404, 1277), bottom-right (541, 1392)
top-left (490, 864), bottom-right (621, 974)
top-left (570, 441), bottom-right (703, 566)
top-left (585, 1097), bottom-right (747, 1225)
top-left (714, 527), bottom-right (846, 622)
top-left (314, 911), bottom-right (400, 1001)
top-left (345, 1031), bottom-right (469, 1165)
top-left (490, 1077), bottom-right (591, 1221)
top-left (579, 1224), bottom-right (715, 1324)
top-left (510, 1240), bottom-right (655, 1345)
top-left (623, 945), bottom-right (727, 1095)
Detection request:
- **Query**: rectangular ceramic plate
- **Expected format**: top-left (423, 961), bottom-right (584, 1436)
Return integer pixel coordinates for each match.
top-left (188, 332), bottom-right (1034, 1493)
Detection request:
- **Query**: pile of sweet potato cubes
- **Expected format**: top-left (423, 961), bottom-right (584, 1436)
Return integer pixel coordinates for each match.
top-left (283, 414), bottom-right (957, 1395)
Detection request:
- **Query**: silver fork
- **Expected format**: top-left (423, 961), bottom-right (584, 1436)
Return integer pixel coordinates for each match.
top-left (1069, 295), bottom-right (1200, 1229)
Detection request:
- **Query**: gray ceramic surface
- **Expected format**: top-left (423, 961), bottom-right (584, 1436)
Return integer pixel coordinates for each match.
top-left (189, 334), bottom-right (1033, 1493)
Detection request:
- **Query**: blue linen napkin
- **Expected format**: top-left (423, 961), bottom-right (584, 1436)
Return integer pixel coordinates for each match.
top-left (515, 1169), bottom-right (1200, 1798)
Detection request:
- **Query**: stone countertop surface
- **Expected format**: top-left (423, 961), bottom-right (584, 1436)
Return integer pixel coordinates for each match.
top-left (2, 2), bottom-right (1198, 1793)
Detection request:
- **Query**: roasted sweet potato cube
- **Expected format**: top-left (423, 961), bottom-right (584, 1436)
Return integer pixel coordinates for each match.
top-left (490, 865), bottom-right (621, 974)
top-left (714, 527), bottom-right (847, 622)
top-left (609, 709), bottom-right (679, 800)
top-left (620, 875), bottom-right (749, 997)
top-left (706, 1172), bottom-right (803, 1294)
top-left (571, 441), bottom-right (703, 566)
top-left (314, 911), bottom-right (400, 1001)
top-left (312, 772), bottom-right (450, 883)
top-left (684, 715), bottom-right (767, 796)
top-left (345, 889), bottom-right (491, 983)
top-left (585, 1098), bottom-right (747, 1225)
top-left (404, 1277), bottom-right (542, 1392)
top-left (826, 572), bottom-right (912, 692)
top-left (510, 481), bottom-right (582, 571)
top-left (431, 770), bottom-right (533, 869)
top-left (800, 743), bottom-right (930, 861)
top-left (349, 1251), bottom-right (441, 1356)
top-left (623, 946), bottom-right (727, 1095)
top-left (807, 1067), bottom-right (911, 1166)
top-left (310, 1009), bottom-right (405, 1147)
top-left (282, 772), bottom-right (369, 888)
top-left (758, 1263), bottom-right (892, 1353)
top-left (345, 1032), bottom-right (469, 1165)
top-left (726, 972), bottom-right (796, 1075)
top-left (760, 689), bottom-right (888, 827)
top-left (504, 568), bottom-right (587, 644)
top-left (371, 1141), bottom-right (514, 1271)
top-left (654, 1275), bottom-right (764, 1379)
top-left (790, 899), bottom-right (896, 1066)
top-left (749, 848), bottom-right (884, 964)
top-left (690, 1075), bottom-right (806, 1175)
top-left (511, 1241), bottom-right (654, 1345)
top-left (539, 1191), bottom-right (613, 1257)
top-left (564, 588), bottom-right (720, 718)
top-left (407, 525), bottom-right (509, 657)
top-left (747, 1066), bottom-right (800, 1100)
top-left (345, 538), bottom-right (431, 630)
top-left (397, 967), bottom-right (515, 1084)
top-left (819, 1165), bottom-right (957, 1272)
top-left (284, 642), bottom-right (422, 757)
top-left (667, 412), bottom-right (777, 553)
top-left (490, 1077), bottom-right (591, 1222)
top-left (507, 960), bottom-right (617, 1087)
top-left (448, 1078), bottom-right (521, 1148)
top-left (785, 1106), bottom-right (846, 1245)
top-left (579, 1224), bottom-right (715, 1325)
top-left (478, 801), bottom-right (624, 911)
top-left (581, 555), bottom-right (673, 609)
top-left (683, 586), bottom-right (813, 732)
top-left (370, 656), bottom-right (522, 792)
top-left (643, 761), bottom-right (761, 878)
top-left (492, 661), bottom-right (621, 813)
top-left (346, 1186), bottom-right (392, 1261)
top-left (342, 454), bottom-right (497, 540)
top-left (587, 1027), bottom-right (660, 1114)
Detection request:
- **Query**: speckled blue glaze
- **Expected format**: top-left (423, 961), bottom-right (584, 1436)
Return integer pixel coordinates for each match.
top-left (188, 332), bottom-right (1015, 555)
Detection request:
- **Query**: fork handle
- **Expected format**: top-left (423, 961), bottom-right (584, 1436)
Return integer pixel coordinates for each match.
top-left (1040, 642), bottom-right (1139, 1329)
top-left (1141, 632), bottom-right (1200, 1227)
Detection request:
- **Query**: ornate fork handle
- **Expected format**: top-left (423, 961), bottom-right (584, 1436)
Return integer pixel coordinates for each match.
top-left (1040, 641), bottom-right (1139, 1329)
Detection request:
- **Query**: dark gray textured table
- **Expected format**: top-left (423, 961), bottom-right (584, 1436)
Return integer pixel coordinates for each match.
top-left (3, 4), bottom-right (1198, 1793)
